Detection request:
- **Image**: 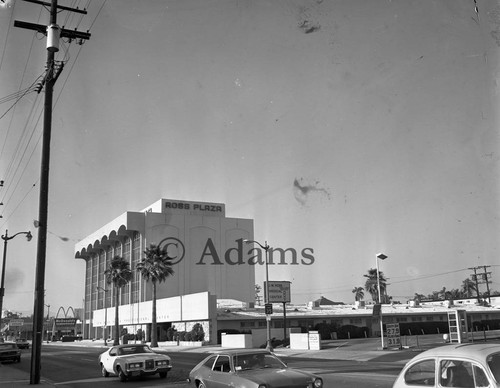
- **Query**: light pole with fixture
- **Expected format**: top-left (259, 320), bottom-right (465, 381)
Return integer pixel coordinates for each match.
top-left (243, 239), bottom-right (272, 351)
top-left (376, 252), bottom-right (387, 349)
top-left (0, 230), bottom-right (32, 321)
top-left (97, 286), bottom-right (109, 345)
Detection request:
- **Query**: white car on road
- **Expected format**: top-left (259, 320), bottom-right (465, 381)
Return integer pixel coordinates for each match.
top-left (98, 344), bottom-right (172, 382)
top-left (392, 343), bottom-right (500, 388)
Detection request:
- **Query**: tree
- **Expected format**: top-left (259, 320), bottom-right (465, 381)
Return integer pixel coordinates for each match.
top-left (104, 256), bottom-right (133, 345)
top-left (352, 287), bottom-right (364, 302)
top-left (461, 278), bottom-right (477, 298)
top-left (445, 288), bottom-right (461, 301)
top-left (136, 244), bottom-right (175, 348)
top-left (364, 268), bottom-right (387, 302)
top-left (413, 293), bottom-right (425, 303)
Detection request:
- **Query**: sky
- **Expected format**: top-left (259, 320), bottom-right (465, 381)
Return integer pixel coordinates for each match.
top-left (0, 0), bottom-right (499, 317)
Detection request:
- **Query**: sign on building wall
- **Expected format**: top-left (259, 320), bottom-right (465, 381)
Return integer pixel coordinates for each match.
top-left (264, 281), bottom-right (291, 303)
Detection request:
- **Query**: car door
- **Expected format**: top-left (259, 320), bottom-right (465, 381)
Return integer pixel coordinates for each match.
top-left (438, 359), bottom-right (492, 388)
top-left (207, 355), bottom-right (234, 388)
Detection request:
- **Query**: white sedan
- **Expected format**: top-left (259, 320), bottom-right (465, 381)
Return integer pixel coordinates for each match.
top-left (392, 343), bottom-right (500, 388)
top-left (98, 344), bottom-right (172, 382)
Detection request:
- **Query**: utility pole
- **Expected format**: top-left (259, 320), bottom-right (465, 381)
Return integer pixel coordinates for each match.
top-left (14, 0), bottom-right (90, 384)
top-left (468, 265), bottom-right (493, 305)
top-left (481, 265), bottom-right (492, 304)
top-left (469, 267), bottom-right (481, 303)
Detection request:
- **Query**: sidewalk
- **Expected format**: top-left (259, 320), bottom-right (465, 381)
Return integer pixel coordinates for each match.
top-left (0, 334), bottom-right (451, 386)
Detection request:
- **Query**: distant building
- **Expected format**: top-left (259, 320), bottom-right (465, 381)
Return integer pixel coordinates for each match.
top-left (74, 199), bottom-right (254, 342)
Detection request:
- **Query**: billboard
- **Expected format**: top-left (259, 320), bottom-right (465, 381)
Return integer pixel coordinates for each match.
top-left (264, 281), bottom-right (291, 303)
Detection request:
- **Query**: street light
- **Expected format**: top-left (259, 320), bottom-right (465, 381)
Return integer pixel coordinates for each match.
top-left (97, 286), bottom-right (109, 345)
top-left (376, 252), bottom-right (387, 349)
top-left (0, 230), bottom-right (32, 321)
top-left (243, 239), bottom-right (272, 351)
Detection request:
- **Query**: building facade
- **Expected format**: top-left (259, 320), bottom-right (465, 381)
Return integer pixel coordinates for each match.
top-left (74, 199), bottom-right (255, 341)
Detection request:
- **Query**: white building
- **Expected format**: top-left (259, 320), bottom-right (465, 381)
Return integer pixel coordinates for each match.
top-left (74, 199), bottom-right (255, 342)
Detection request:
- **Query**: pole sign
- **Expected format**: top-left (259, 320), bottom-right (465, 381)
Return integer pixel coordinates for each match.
top-left (264, 303), bottom-right (273, 315)
top-left (386, 323), bottom-right (401, 348)
top-left (55, 318), bottom-right (77, 328)
top-left (264, 281), bottom-right (291, 303)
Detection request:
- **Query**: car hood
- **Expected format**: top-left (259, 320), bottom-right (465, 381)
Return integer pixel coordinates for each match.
top-left (237, 368), bottom-right (315, 385)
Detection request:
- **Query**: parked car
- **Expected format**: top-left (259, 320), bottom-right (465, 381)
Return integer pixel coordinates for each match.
top-left (0, 342), bottom-right (21, 363)
top-left (98, 344), bottom-right (172, 382)
top-left (188, 349), bottom-right (323, 388)
top-left (15, 338), bottom-right (30, 349)
top-left (392, 343), bottom-right (500, 388)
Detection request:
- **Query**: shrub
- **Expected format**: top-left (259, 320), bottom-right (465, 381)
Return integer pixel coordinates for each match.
top-left (190, 323), bottom-right (205, 342)
top-left (166, 327), bottom-right (177, 341)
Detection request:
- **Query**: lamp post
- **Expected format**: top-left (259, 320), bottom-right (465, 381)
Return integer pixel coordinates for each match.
top-left (0, 230), bottom-right (32, 321)
top-left (244, 239), bottom-right (272, 351)
top-left (97, 286), bottom-right (109, 345)
top-left (376, 252), bottom-right (387, 349)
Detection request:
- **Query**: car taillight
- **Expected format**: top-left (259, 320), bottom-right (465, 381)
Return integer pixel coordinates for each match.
top-left (313, 377), bottom-right (323, 387)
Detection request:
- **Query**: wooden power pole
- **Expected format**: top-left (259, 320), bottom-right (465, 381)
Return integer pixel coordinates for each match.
top-left (14, 0), bottom-right (90, 384)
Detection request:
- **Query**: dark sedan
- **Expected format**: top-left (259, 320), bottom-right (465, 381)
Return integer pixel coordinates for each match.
top-left (15, 338), bottom-right (30, 349)
top-left (188, 349), bottom-right (323, 388)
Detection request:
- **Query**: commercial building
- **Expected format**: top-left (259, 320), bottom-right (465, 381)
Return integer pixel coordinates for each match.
top-left (74, 199), bottom-right (254, 342)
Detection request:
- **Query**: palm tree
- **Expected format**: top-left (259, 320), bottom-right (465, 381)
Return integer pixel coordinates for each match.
top-left (364, 268), bottom-right (387, 302)
top-left (104, 256), bottom-right (133, 346)
top-left (136, 244), bottom-right (175, 348)
top-left (461, 278), bottom-right (477, 298)
top-left (352, 287), bottom-right (364, 302)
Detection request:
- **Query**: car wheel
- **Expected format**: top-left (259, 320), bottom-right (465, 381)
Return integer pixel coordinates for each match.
top-left (101, 364), bottom-right (109, 377)
top-left (117, 367), bottom-right (127, 382)
top-left (159, 372), bottom-right (167, 379)
top-left (198, 382), bottom-right (206, 388)
top-left (17, 357), bottom-right (21, 363)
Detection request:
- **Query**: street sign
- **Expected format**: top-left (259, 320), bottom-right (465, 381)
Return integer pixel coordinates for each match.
top-left (264, 281), bottom-right (291, 303)
top-left (265, 303), bottom-right (273, 315)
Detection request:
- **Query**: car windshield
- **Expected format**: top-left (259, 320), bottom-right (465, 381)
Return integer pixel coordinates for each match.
top-left (234, 353), bottom-right (286, 371)
top-left (0, 344), bottom-right (16, 350)
top-left (117, 345), bottom-right (154, 356)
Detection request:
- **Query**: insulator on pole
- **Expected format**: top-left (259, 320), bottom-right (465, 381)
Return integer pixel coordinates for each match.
top-left (46, 24), bottom-right (60, 52)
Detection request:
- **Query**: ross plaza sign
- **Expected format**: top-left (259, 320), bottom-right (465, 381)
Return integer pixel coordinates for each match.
top-left (160, 237), bottom-right (315, 266)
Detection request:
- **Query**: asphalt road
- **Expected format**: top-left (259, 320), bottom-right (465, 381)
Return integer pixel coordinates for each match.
top-left (3, 344), bottom-right (406, 387)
